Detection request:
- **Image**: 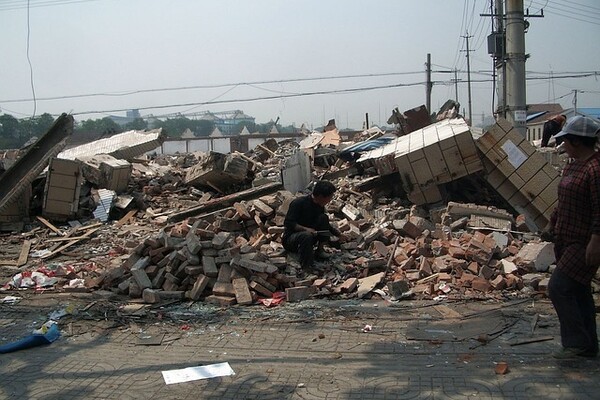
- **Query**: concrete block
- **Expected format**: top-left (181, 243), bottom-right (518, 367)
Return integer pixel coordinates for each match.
top-left (190, 274), bottom-right (209, 301)
top-left (232, 277), bottom-right (253, 305)
top-left (516, 242), bottom-right (555, 272)
top-left (205, 295), bottom-right (237, 306)
top-left (202, 256), bottom-right (219, 277)
top-left (285, 286), bottom-right (316, 302)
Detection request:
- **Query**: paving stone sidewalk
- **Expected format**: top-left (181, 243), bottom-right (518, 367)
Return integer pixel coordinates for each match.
top-left (1, 295), bottom-right (600, 399)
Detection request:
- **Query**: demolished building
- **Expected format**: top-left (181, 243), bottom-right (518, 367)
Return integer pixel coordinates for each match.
top-left (0, 108), bottom-right (575, 309)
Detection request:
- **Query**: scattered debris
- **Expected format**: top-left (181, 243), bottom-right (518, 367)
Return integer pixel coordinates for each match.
top-left (0, 109), bottom-right (574, 310)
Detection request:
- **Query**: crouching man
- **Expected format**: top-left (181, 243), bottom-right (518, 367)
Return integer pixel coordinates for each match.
top-left (282, 180), bottom-right (346, 269)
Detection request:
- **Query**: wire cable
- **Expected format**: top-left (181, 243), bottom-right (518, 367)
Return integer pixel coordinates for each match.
top-left (71, 81), bottom-right (429, 116)
top-left (25, 0), bottom-right (36, 118)
top-left (0, 70), bottom-right (425, 103)
top-left (0, 0), bottom-right (102, 11)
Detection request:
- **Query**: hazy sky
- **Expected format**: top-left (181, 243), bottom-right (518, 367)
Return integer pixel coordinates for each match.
top-left (1, 0), bottom-right (599, 129)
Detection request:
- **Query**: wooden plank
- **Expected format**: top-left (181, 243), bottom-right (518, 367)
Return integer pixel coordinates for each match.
top-left (17, 240), bottom-right (32, 267)
top-left (509, 336), bottom-right (554, 346)
top-left (41, 227), bottom-right (100, 260)
top-left (0, 260), bottom-right (19, 267)
top-left (76, 222), bottom-right (103, 232)
top-left (167, 182), bottom-right (282, 223)
top-left (36, 216), bottom-right (65, 236)
top-left (257, 144), bottom-right (276, 157)
top-left (45, 235), bottom-right (92, 243)
top-left (116, 209), bottom-right (137, 226)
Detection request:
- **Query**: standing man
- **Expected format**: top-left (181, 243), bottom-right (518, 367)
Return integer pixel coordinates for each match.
top-left (541, 114), bottom-right (567, 147)
top-left (283, 180), bottom-right (346, 269)
top-left (546, 116), bottom-right (600, 359)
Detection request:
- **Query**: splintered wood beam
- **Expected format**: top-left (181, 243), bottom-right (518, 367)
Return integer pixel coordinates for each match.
top-left (41, 227), bottom-right (100, 260)
top-left (116, 209), bottom-right (138, 226)
top-left (36, 216), bottom-right (65, 236)
top-left (17, 240), bottom-right (32, 267)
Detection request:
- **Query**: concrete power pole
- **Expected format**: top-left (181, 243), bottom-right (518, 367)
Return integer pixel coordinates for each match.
top-left (505, 0), bottom-right (527, 136)
top-left (462, 33), bottom-right (474, 125)
top-left (426, 53), bottom-right (432, 116)
top-left (495, 0), bottom-right (506, 118)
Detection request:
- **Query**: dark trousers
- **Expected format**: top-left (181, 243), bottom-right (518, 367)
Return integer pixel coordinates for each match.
top-left (283, 214), bottom-right (330, 268)
top-left (548, 268), bottom-right (598, 353)
top-left (541, 120), bottom-right (560, 147)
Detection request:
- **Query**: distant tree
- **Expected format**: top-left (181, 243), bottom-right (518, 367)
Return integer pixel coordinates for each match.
top-left (76, 117), bottom-right (122, 137)
top-left (235, 121), bottom-right (256, 134)
top-left (193, 119), bottom-right (215, 136)
top-left (278, 124), bottom-right (296, 134)
top-left (32, 113), bottom-right (55, 136)
top-left (0, 114), bottom-right (21, 149)
top-left (255, 123), bottom-right (271, 134)
top-left (153, 118), bottom-right (187, 138)
top-left (153, 117), bottom-right (215, 138)
top-left (0, 113), bottom-right (56, 149)
top-left (19, 119), bottom-right (36, 144)
top-left (124, 118), bottom-right (148, 131)
top-left (0, 114), bottom-right (20, 139)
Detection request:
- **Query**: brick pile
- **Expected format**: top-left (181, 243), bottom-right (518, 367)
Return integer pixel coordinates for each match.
top-left (101, 186), bottom-right (554, 305)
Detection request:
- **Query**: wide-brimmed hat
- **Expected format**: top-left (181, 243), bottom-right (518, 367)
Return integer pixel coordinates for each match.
top-left (554, 115), bottom-right (600, 139)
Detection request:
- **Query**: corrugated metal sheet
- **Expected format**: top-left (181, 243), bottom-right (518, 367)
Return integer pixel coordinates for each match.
top-left (357, 118), bottom-right (470, 163)
top-left (526, 111), bottom-right (547, 122)
top-left (93, 189), bottom-right (116, 222)
top-left (58, 129), bottom-right (165, 161)
top-left (339, 136), bottom-right (395, 155)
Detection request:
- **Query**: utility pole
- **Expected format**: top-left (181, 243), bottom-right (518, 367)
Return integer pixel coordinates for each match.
top-left (453, 69), bottom-right (459, 103)
top-left (505, 0), bottom-right (527, 136)
top-left (495, 0), bottom-right (506, 118)
top-left (482, 0), bottom-right (506, 118)
top-left (461, 32), bottom-right (474, 125)
top-left (573, 89), bottom-right (578, 114)
top-left (426, 53), bottom-right (433, 116)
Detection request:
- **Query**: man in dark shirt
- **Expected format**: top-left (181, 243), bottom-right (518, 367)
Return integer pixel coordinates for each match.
top-left (541, 114), bottom-right (566, 147)
top-left (283, 181), bottom-right (346, 269)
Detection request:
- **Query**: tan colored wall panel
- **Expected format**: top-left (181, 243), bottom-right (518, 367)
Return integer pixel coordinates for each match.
top-left (542, 164), bottom-right (560, 180)
top-left (515, 152), bottom-right (546, 183)
top-left (521, 169), bottom-right (552, 198)
top-left (441, 145), bottom-right (468, 178)
top-left (407, 148), bottom-right (426, 163)
top-left (44, 199), bottom-right (73, 215)
top-left (507, 171), bottom-right (526, 191)
top-left (47, 173), bottom-right (78, 190)
top-left (423, 143), bottom-right (448, 181)
top-left (539, 177), bottom-right (559, 209)
top-left (411, 158), bottom-right (435, 186)
top-left (46, 187), bottom-right (77, 203)
top-left (486, 167), bottom-right (506, 189)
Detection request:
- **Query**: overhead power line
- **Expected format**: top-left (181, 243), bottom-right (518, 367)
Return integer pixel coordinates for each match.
top-left (71, 81), bottom-right (429, 116)
top-left (529, 0), bottom-right (600, 25)
top-left (2, 70), bottom-right (597, 105)
top-left (0, 0), bottom-right (102, 11)
top-left (66, 71), bottom-right (599, 117)
top-left (0, 71), bottom-right (425, 103)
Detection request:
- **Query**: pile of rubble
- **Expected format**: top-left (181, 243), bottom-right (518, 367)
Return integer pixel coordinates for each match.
top-left (76, 195), bottom-right (555, 306)
top-left (0, 107), bottom-right (571, 307)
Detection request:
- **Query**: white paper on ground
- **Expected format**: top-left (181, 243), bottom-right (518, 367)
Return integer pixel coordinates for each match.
top-left (162, 362), bottom-right (235, 384)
